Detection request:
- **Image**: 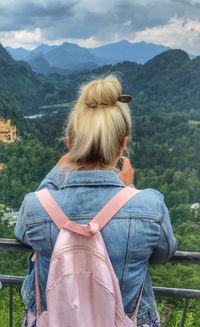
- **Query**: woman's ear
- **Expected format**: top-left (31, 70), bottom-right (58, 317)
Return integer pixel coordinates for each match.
top-left (123, 136), bottom-right (129, 150)
top-left (117, 136), bottom-right (129, 156)
top-left (66, 133), bottom-right (72, 150)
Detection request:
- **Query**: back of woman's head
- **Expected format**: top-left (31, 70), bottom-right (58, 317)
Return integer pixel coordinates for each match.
top-left (66, 74), bottom-right (132, 169)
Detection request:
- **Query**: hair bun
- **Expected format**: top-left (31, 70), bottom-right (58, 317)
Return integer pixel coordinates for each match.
top-left (78, 75), bottom-right (122, 109)
top-left (66, 74), bottom-right (132, 170)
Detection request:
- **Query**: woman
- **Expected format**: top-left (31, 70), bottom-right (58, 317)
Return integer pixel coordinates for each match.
top-left (15, 75), bottom-right (177, 326)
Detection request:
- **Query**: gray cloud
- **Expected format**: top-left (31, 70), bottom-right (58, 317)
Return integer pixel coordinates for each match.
top-left (0, 0), bottom-right (76, 31)
top-left (175, 0), bottom-right (200, 6)
top-left (39, 0), bottom-right (180, 41)
top-left (1, 0), bottom-right (200, 50)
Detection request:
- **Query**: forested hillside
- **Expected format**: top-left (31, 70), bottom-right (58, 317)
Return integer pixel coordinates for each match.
top-left (0, 44), bottom-right (67, 114)
top-left (0, 92), bottom-right (22, 121)
top-left (1, 42), bottom-right (200, 116)
top-left (48, 49), bottom-right (200, 114)
top-left (0, 46), bottom-right (200, 326)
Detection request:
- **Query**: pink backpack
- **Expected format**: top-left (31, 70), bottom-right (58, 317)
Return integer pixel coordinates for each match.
top-left (33, 186), bottom-right (144, 327)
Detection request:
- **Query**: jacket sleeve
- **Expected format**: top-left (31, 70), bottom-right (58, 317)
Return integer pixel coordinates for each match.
top-left (14, 166), bottom-right (67, 245)
top-left (14, 195), bottom-right (31, 246)
top-left (150, 199), bottom-right (178, 264)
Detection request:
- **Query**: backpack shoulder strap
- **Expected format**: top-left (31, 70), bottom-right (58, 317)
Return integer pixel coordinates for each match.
top-left (35, 188), bottom-right (70, 230)
top-left (89, 187), bottom-right (140, 232)
top-left (35, 186), bottom-right (140, 236)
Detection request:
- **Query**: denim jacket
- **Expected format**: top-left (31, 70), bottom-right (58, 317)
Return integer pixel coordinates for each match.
top-left (15, 166), bottom-right (177, 326)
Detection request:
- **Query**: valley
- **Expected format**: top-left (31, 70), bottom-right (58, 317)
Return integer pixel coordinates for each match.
top-left (0, 43), bottom-right (200, 326)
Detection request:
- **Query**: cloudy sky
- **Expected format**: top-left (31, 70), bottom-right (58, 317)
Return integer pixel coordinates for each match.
top-left (1, 0), bottom-right (200, 54)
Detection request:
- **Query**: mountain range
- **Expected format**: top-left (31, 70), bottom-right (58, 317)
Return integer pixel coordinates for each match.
top-left (1, 40), bottom-right (200, 119)
top-left (6, 40), bottom-right (172, 74)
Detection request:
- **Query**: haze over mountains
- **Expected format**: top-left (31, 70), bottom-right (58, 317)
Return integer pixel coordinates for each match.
top-left (6, 40), bottom-right (172, 75)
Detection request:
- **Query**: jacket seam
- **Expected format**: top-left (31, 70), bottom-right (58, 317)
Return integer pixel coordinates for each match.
top-left (120, 218), bottom-right (131, 290)
top-left (121, 218), bottom-right (136, 298)
top-left (26, 213), bottom-right (161, 225)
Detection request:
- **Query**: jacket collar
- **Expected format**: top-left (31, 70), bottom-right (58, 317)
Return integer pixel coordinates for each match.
top-left (60, 169), bottom-right (125, 188)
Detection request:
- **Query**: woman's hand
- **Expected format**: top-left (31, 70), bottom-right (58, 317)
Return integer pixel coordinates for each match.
top-left (118, 157), bottom-right (134, 186)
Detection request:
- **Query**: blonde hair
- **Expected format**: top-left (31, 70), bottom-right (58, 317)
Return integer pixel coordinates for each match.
top-left (66, 74), bottom-right (132, 170)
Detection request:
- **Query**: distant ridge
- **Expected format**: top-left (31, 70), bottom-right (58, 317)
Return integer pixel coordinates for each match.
top-left (5, 46), bottom-right (31, 61)
top-left (89, 40), bottom-right (170, 64)
top-left (5, 40), bottom-right (174, 74)
top-left (6, 40), bottom-right (197, 75)
top-left (43, 42), bottom-right (103, 69)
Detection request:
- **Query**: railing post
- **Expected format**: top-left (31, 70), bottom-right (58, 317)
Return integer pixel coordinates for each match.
top-left (9, 284), bottom-right (13, 327)
top-left (180, 298), bottom-right (189, 327)
top-left (161, 306), bottom-right (171, 327)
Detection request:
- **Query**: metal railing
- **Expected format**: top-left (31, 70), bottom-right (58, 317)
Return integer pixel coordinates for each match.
top-left (0, 239), bottom-right (200, 327)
